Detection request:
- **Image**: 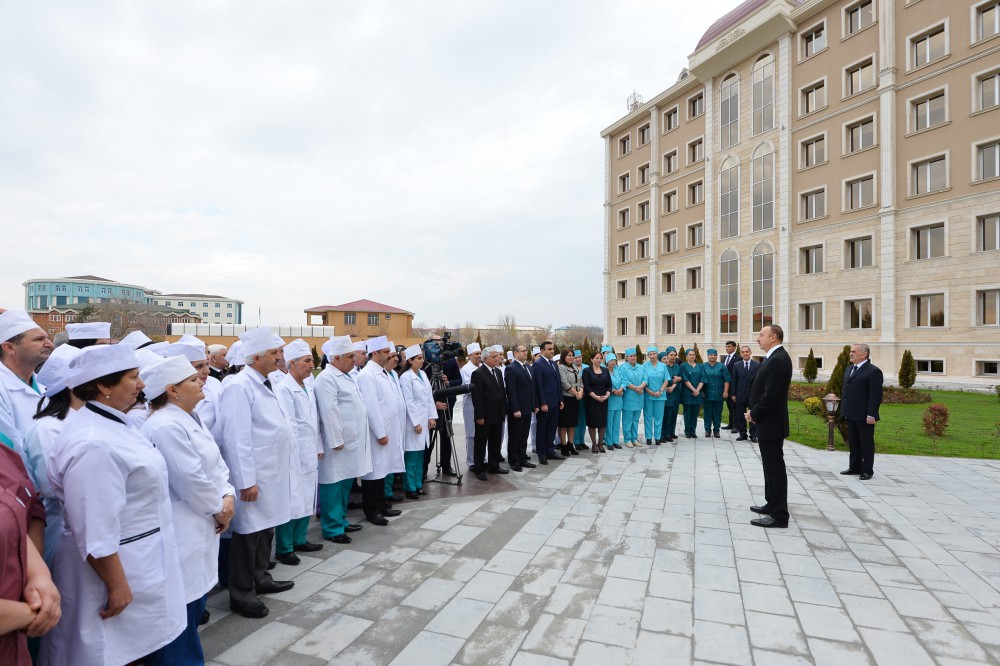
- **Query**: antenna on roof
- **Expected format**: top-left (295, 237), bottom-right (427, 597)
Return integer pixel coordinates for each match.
top-left (627, 91), bottom-right (643, 112)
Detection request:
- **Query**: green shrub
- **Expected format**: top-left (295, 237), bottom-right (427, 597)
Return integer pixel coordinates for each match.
top-left (803, 348), bottom-right (818, 383)
top-left (803, 397), bottom-right (823, 416)
top-left (899, 350), bottom-right (916, 389)
top-left (825, 345), bottom-right (851, 397)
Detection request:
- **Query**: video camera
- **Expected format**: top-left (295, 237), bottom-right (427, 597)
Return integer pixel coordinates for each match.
top-left (421, 331), bottom-right (463, 365)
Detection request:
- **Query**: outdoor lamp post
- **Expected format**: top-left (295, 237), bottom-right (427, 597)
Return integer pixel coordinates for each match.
top-left (823, 393), bottom-right (841, 452)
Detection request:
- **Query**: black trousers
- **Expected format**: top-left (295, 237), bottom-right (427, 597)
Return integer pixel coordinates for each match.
top-left (758, 438), bottom-right (788, 522)
top-left (228, 528), bottom-right (275, 605)
top-left (734, 399), bottom-right (757, 437)
top-left (361, 478), bottom-right (389, 520)
top-left (847, 419), bottom-right (876, 474)
top-left (474, 421), bottom-right (503, 469)
top-left (507, 413), bottom-right (530, 466)
top-left (535, 407), bottom-right (558, 458)
top-left (726, 395), bottom-right (735, 426)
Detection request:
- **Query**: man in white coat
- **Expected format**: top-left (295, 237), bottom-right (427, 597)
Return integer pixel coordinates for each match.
top-left (274, 338), bottom-right (324, 565)
top-left (460, 342), bottom-right (482, 471)
top-left (349, 340), bottom-right (367, 378)
top-left (355, 335), bottom-right (405, 526)
top-left (216, 327), bottom-right (295, 618)
top-left (314, 336), bottom-right (371, 543)
top-left (0, 309), bottom-right (53, 456)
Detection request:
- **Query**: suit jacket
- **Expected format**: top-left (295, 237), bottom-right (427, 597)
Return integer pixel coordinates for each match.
top-left (209, 367), bottom-right (226, 382)
top-left (505, 361), bottom-right (535, 415)
top-left (471, 364), bottom-right (507, 424)
top-left (841, 361), bottom-right (883, 421)
top-left (723, 351), bottom-right (739, 382)
top-left (748, 346), bottom-right (792, 440)
top-left (532, 357), bottom-right (562, 408)
top-left (729, 359), bottom-right (761, 404)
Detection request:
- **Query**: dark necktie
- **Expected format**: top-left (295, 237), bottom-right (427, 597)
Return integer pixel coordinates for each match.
top-left (263, 378), bottom-right (273, 392)
top-left (745, 361), bottom-right (749, 371)
top-left (850, 365), bottom-right (856, 378)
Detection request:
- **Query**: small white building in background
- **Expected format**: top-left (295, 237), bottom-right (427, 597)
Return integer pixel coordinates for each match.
top-left (151, 293), bottom-right (244, 325)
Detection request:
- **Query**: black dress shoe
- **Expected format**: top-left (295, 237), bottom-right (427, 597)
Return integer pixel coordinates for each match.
top-left (722, 425), bottom-right (732, 430)
top-left (199, 610), bottom-right (210, 626)
top-left (345, 524), bottom-right (363, 532)
top-left (387, 494), bottom-right (404, 503)
top-left (367, 515), bottom-right (389, 526)
top-left (714, 431), bottom-right (721, 438)
top-left (750, 436), bottom-right (758, 442)
top-left (840, 469), bottom-right (860, 475)
top-left (750, 505), bottom-right (771, 514)
top-left (751, 516), bottom-right (788, 528)
top-left (522, 461), bottom-right (536, 468)
top-left (257, 580), bottom-right (294, 594)
top-left (443, 469), bottom-right (458, 477)
top-left (859, 472), bottom-right (873, 480)
top-left (275, 552), bottom-right (300, 566)
top-left (417, 488), bottom-right (427, 495)
top-left (549, 453), bottom-right (566, 460)
top-left (294, 541), bottom-right (323, 553)
top-left (406, 492), bottom-right (420, 500)
top-left (326, 534), bottom-right (352, 544)
top-left (475, 470), bottom-right (488, 480)
top-left (230, 599), bottom-right (269, 618)
top-left (347, 500), bottom-right (363, 510)
top-left (537, 457), bottom-right (548, 465)
top-left (267, 560), bottom-right (277, 570)
top-left (510, 465), bottom-right (522, 472)
top-left (736, 435), bottom-right (748, 441)
top-left (499, 455), bottom-right (506, 462)
top-left (487, 467), bottom-right (509, 474)
top-left (382, 508), bottom-right (402, 517)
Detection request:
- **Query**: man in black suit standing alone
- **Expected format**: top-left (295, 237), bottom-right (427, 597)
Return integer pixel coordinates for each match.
top-left (721, 340), bottom-right (738, 429)
top-left (729, 345), bottom-right (760, 442)
top-left (746, 325), bottom-right (793, 528)
top-left (504, 344), bottom-right (536, 472)
top-left (532, 340), bottom-right (564, 465)
top-left (840, 343), bottom-right (883, 481)
top-left (470, 346), bottom-right (509, 480)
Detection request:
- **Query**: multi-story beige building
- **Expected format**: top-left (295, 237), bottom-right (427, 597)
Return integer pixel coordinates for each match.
top-left (602, 0), bottom-right (1000, 387)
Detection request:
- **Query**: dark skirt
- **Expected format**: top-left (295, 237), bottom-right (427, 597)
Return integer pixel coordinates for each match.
top-left (558, 397), bottom-right (580, 428)
top-left (585, 397), bottom-right (609, 428)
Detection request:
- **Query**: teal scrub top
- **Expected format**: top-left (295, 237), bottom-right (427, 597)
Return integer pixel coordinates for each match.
top-left (618, 362), bottom-right (646, 411)
top-left (702, 362), bottom-right (731, 401)
top-left (680, 362), bottom-right (707, 405)
top-left (662, 363), bottom-right (682, 406)
top-left (642, 361), bottom-right (668, 402)
top-left (608, 368), bottom-right (625, 411)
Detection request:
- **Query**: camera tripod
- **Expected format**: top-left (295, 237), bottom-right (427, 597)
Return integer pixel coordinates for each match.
top-left (427, 370), bottom-right (464, 486)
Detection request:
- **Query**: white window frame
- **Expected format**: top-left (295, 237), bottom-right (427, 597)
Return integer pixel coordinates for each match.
top-left (908, 151), bottom-right (950, 197)
top-left (685, 265), bottom-right (704, 290)
top-left (687, 91), bottom-right (705, 119)
top-left (972, 0), bottom-right (1000, 43)
top-left (906, 86), bottom-right (949, 134)
top-left (975, 359), bottom-right (1000, 376)
top-left (845, 235), bottom-right (875, 268)
top-left (799, 132), bottom-right (828, 170)
top-left (843, 171), bottom-right (878, 212)
top-left (908, 288), bottom-right (949, 328)
top-left (660, 313), bottom-right (677, 335)
top-left (843, 113), bottom-right (877, 155)
top-left (800, 187), bottom-right (827, 222)
top-left (617, 317), bottom-right (629, 336)
top-left (686, 312), bottom-right (703, 335)
top-left (662, 106), bottom-right (679, 133)
top-left (798, 301), bottom-right (826, 331)
top-left (618, 207), bottom-right (630, 229)
top-left (972, 65), bottom-right (1000, 113)
top-left (617, 242), bottom-right (631, 264)
top-left (906, 21), bottom-right (950, 72)
top-left (971, 283), bottom-right (1000, 326)
top-left (636, 236), bottom-right (650, 260)
top-left (751, 54), bottom-right (775, 135)
top-left (686, 221), bottom-right (704, 248)
top-left (688, 179), bottom-right (704, 206)
top-left (662, 189), bottom-right (679, 214)
top-left (799, 243), bottom-right (825, 274)
top-left (636, 276), bottom-right (648, 297)
top-left (843, 0), bottom-right (876, 38)
top-left (663, 149), bottom-right (679, 174)
top-left (638, 123), bottom-right (651, 146)
top-left (638, 162), bottom-right (650, 185)
top-left (687, 136), bottom-right (705, 165)
top-left (661, 229), bottom-right (678, 254)
top-left (976, 213), bottom-right (1000, 252)
top-left (638, 200), bottom-right (651, 223)
top-left (619, 133), bottom-right (632, 157)
top-left (719, 73), bottom-right (740, 150)
top-left (915, 359), bottom-right (946, 374)
top-left (799, 77), bottom-right (828, 117)
top-left (800, 19), bottom-right (828, 61)
top-left (616, 279), bottom-right (629, 299)
top-left (973, 135), bottom-right (1000, 181)
top-left (618, 170), bottom-right (631, 194)
top-left (636, 316), bottom-right (648, 336)
top-left (843, 54), bottom-right (877, 99)
top-left (843, 295), bottom-right (877, 330)
top-left (660, 271), bottom-right (677, 293)
top-left (907, 220), bottom-right (948, 260)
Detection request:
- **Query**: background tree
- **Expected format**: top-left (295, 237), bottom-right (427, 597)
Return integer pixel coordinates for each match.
top-left (311, 345), bottom-right (321, 366)
top-left (692, 343), bottom-right (703, 363)
top-left (898, 349), bottom-right (916, 389)
top-left (826, 345), bottom-right (852, 397)
top-left (803, 348), bottom-right (818, 383)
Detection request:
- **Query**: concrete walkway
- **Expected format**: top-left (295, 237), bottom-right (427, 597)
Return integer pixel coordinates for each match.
top-left (200, 422), bottom-right (1000, 665)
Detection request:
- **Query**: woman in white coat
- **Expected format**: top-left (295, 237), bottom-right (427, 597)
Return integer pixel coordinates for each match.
top-left (140, 356), bottom-right (235, 665)
top-left (399, 345), bottom-right (436, 500)
top-left (42, 345), bottom-right (186, 666)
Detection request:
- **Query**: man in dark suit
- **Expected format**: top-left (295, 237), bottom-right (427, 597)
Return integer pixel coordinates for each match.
top-left (504, 344), bottom-right (536, 471)
top-left (532, 340), bottom-right (564, 465)
top-left (721, 341), bottom-right (738, 429)
top-left (729, 345), bottom-right (760, 442)
top-left (840, 343), bottom-right (883, 481)
top-left (470, 347), bottom-right (508, 480)
top-left (209, 344), bottom-right (229, 381)
top-left (746, 325), bottom-right (793, 528)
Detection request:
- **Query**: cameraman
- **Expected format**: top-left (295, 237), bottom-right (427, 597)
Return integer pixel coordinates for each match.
top-left (425, 342), bottom-right (461, 479)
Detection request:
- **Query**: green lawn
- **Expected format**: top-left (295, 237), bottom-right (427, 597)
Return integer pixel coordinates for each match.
top-left (786, 390), bottom-right (1000, 459)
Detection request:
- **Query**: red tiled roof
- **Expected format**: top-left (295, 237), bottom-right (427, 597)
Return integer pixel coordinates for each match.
top-left (305, 299), bottom-right (413, 315)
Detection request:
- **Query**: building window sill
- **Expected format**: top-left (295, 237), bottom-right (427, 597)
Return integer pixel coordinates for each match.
top-left (906, 187), bottom-right (952, 201)
top-left (841, 22), bottom-right (877, 43)
top-left (842, 144), bottom-right (878, 159)
top-left (905, 120), bottom-right (950, 138)
top-left (906, 54), bottom-right (951, 76)
top-left (800, 214), bottom-right (830, 224)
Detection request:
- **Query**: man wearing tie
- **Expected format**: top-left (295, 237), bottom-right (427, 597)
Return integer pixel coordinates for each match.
top-left (840, 343), bottom-right (883, 481)
top-left (504, 344), bottom-right (536, 471)
top-left (721, 340), bottom-right (738, 429)
top-left (470, 346), bottom-right (508, 480)
top-left (532, 340), bottom-right (564, 465)
top-left (746, 325), bottom-right (793, 529)
top-left (729, 345), bottom-right (760, 442)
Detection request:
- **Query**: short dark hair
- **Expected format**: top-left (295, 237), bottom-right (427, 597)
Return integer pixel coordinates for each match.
top-left (72, 369), bottom-right (130, 401)
top-left (540, 340), bottom-right (554, 350)
top-left (67, 339), bottom-right (99, 349)
top-left (0, 332), bottom-right (26, 359)
top-left (726, 340), bottom-right (737, 347)
top-left (559, 349), bottom-right (573, 366)
top-left (769, 324), bottom-right (784, 342)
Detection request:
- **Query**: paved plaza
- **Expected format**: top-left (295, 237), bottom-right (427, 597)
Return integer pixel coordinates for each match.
top-left (200, 420), bottom-right (1000, 665)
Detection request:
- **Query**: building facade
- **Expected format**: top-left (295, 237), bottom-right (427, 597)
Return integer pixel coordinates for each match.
top-left (602, 0), bottom-right (1000, 387)
top-left (305, 299), bottom-right (415, 343)
top-left (22, 275), bottom-right (153, 311)
top-left (150, 293), bottom-right (244, 325)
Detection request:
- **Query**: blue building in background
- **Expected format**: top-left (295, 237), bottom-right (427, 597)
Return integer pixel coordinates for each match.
top-left (23, 275), bottom-right (153, 310)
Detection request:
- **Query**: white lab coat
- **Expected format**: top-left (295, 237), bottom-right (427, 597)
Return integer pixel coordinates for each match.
top-left (141, 403), bottom-right (234, 603)
top-left (314, 366), bottom-right (372, 484)
top-left (460, 361), bottom-right (478, 439)
top-left (400, 369), bottom-right (435, 453)
top-left (275, 373), bottom-right (321, 519)
top-left (196, 375), bottom-right (223, 434)
top-left (356, 362), bottom-right (405, 480)
top-left (21, 415), bottom-right (70, 567)
top-left (215, 367), bottom-right (293, 534)
top-left (42, 403), bottom-right (186, 666)
top-left (125, 402), bottom-right (150, 429)
top-left (0, 362), bottom-right (43, 457)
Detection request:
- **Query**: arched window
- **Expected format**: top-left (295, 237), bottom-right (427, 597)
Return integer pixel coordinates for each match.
top-left (752, 54), bottom-right (775, 135)
top-left (752, 144), bottom-right (774, 231)
top-left (720, 74), bottom-right (739, 149)
top-left (720, 249), bottom-right (739, 334)
top-left (752, 241), bottom-right (774, 332)
top-left (720, 156), bottom-right (740, 239)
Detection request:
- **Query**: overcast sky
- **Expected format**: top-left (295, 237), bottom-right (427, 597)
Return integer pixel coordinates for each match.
top-left (1, 0), bottom-right (739, 332)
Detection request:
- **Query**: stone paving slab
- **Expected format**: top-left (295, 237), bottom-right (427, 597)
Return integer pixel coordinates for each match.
top-left (202, 419), bottom-right (1000, 664)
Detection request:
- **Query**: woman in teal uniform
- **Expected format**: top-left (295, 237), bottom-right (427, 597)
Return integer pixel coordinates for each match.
top-left (605, 356), bottom-right (625, 450)
top-left (618, 348), bottom-right (645, 447)
top-left (642, 347), bottom-right (667, 445)
top-left (701, 348), bottom-right (731, 438)
top-left (680, 349), bottom-right (706, 438)
top-left (659, 347), bottom-right (683, 443)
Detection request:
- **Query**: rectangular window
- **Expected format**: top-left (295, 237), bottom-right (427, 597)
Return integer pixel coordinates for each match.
top-left (802, 24), bottom-right (826, 57)
top-left (978, 289), bottom-right (1000, 325)
top-left (912, 156), bottom-right (947, 195)
top-left (202, 302), bottom-right (209, 307)
top-left (661, 271), bottom-right (676, 293)
top-left (663, 150), bottom-right (678, 174)
top-left (368, 313), bottom-right (380, 326)
top-left (978, 140), bottom-right (1000, 180)
top-left (802, 189), bottom-right (826, 220)
top-left (801, 81), bottom-right (826, 114)
top-left (619, 135), bottom-right (631, 156)
top-left (636, 276), bottom-right (648, 296)
top-left (801, 245), bottom-right (824, 274)
top-left (911, 26), bottom-right (946, 68)
top-left (51, 314), bottom-right (61, 322)
top-left (752, 152), bottom-right (774, 231)
top-left (636, 316), bottom-right (648, 336)
top-left (846, 175), bottom-right (875, 210)
top-left (916, 359), bottom-right (944, 373)
top-left (688, 181), bottom-right (704, 205)
top-left (688, 93), bottom-right (704, 118)
top-left (720, 165), bottom-right (739, 238)
top-left (618, 208), bottom-right (630, 228)
top-left (638, 164), bottom-right (650, 184)
top-left (687, 222), bottom-right (704, 247)
top-left (344, 312), bottom-right (356, 325)
top-left (617, 243), bottom-right (630, 264)
top-left (686, 312), bottom-right (702, 334)
top-left (639, 201), bottom-right (650, 222)
top-left (617, 318), bottom-right (628, 336)
top-left (637, 238), bottom-right (650, 259)
top-left (661, 230), bottom-right (678, 254)
top-left (846, 237), bottom-right (874, 268)
top-left (912, 293), bottom-right (945, 327)
top-left (617, 280), bottom-right (628, 299)
top-left (687, 266), bottom-right (703, 289)
top-left (65, 314), bottom-right (75, 323)
top-left (663, 190), bottom-right (678, 213)
top-left (801, 135), bottom-right (825, 167)
top-left (639, 124), bottom-right (651, 145)
top-left (977, 361), bottom-right (1000, 376)
top-left (664, 108), bottom-right (678, 131)
top-left (798, 356), bottom-right (825, 369)
top-left (912, 92), bottom-right (946, 131)
top-left (978, 214), bottom-right (1000, 251)
top-left (846, 299), bottom-right (873, 329)
top-left (845, 0), bottom-right (874, 35)
top-left (979, 70), bottom-right (1000, 110)
top-left (688, 139), bottom-right (704, 164)
top-left (846, 59), bottom-right (875, 96)
top-left (979, 1), bottom-right (1000, 40)
top-left (661, 314), bottom-right (676, 335)
top-left (846, 117), bottom-right (875, 153)
top-left (619, 172), bottom-right (631, 193)
top-left (215, 303), bottom-right (221, 307)
top-left (752, 56), bottom-right (774, 135)
top-left (720, 76), bottom-right (739, 149)
top-left (800, 303), bottom-right (824, 330)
